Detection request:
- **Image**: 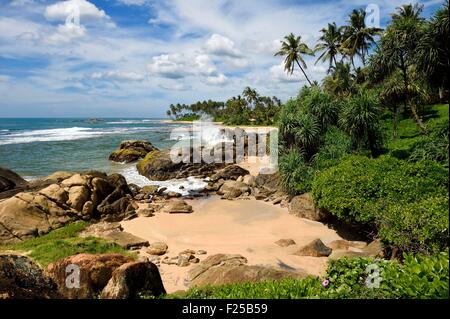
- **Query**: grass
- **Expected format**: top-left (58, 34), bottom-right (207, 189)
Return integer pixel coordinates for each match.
top-left (0, 221), bottom-right (135, 267)
top-left (385, 104), bottom-right (449, 158)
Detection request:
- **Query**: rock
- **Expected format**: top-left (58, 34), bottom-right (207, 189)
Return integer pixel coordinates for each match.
top-left (0, 167), bottom-right (28, 193)
top-left (105, 231), bottom-right (149, 250)
top-left (161, 199), bottom-right (193, 214)
top-left (147, 242), bottom-right (168, 256)
top-left (127, 183), bottom-right (141, 197)
top-left (288, 193), bottom-right (329, 222)
top-left (188, 254), bottom-right (307, 287)
top-left (190, 257), bottom-right (200, 264)
top-left (196, 250), bottom-right (207, 255)
top-left (46, 253), bottom-right (133, 299)
top-left (109, 140), bottom-right (157, 163)
top-left (79, 222), bottom-right (123, 238)
top-left (100, 261), bottom-right (165, 299)
top-left (211, 165), bottom-right (250, 181)
top-left (0, 253), bottom-right (60, 299)
top-left (67, 185), bottom-right (90, 211)
top-left (140, 185), bottom-right (159, 195)
top-left (0, 172), bottom-right (138, 243)
top-left (177, 254), bottom-right (190, 267)
top-left (327, 240), bottom-right (367, 251)
top-left (221, 188), bottom-right (243, 199)
top-left (294, 239), bottom-right (332, 257)
top-left (254, 172), bottom-right (280, 194)
top-left (137, 149), bottom-right (225, 181)
top-left (362, 240), bottom-right (384, 257)
top-left (44, 171), bottom-right (74, 182)
top-left (165, 191), bottom-right (181, 198)
top-left (137, 208), bottom-right (154, 217)
top-left (275, 239), bottom-right (296, 247)
top-left (218, 180), bottom-right (249, 195)
top-left (328, 240), bottom-right (384, 260)
top-left (242, 174), bottom-right (256, 186)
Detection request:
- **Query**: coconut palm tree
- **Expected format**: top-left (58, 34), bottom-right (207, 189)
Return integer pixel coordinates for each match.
top-left (341, 9), bottom-right (382, 68)
top-left (275, 33), bottom-right (315, 86)
top-left (315, 22), bottom-right (343, 72)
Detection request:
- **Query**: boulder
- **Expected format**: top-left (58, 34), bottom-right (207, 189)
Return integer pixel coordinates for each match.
top-left (137, 208), bottom-right (154, 217)
top-left (109, 140), bottom-right (157, 163)
top-left (161, 199), bottom-right (193, 214)
top-left (218, 180), bottom-right (250, 196)
top-left (46, 253), bottom-right (133, 299)
top-left (100, 261), bottom-right (165, 299)
top-left (103, 231), bottom-right (149, 250)
top-left (147, 242), bottom-right (168, 256)
top-left (294, 239), bottom-right (332, 257)
top-left (0, 167), bottom-right (27, 193)
top-left (79, 222), bottom-right (123, 238)
top-left (188, 254), bottom-right (307, 287)
top-left (0, 172), bottom-right (137, 243)
top-left (275, 239), bottom-right (296, 247)
top-left (288, 193), bottom-right (329, 222)
top-left (327, 239), bottom-right (367, 251)
top-left (242, 174), bottom-right (256, 186)
top-left (0, 253), bottom-right (60, 299)
top-left (44, 171), bottom-right (74, 182)
top-left (254, 172), bottom-right (280, 194)
top-left (210, 165), bottom-right (250, 181)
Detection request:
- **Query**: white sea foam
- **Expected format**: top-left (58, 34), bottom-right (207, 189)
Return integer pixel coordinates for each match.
top-left (106, 119), bottom-right (158, 124)
top-left (118, 164), bottom-right (207, 196)
top-left (0, 126), bottom-right (157, 145)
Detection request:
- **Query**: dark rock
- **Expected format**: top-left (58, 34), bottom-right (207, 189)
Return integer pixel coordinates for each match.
top-left (275, 239), bottom-right (296, 247)
top-left (100, 261), bottom-right (166, 299)
top-left (294, 239), bottom-right (332, 257)
top-left (288, 193), bottom-right (329, 222)
top-left (109, 140), bottom-right (157, 163)
top-left (210, 165), bottom-right (250, 181)
top-left (0, 253), bottom-right (60, 299)
top-left (0, 167), bottom-right (28, 193)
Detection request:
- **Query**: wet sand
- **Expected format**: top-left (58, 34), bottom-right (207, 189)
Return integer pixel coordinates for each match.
top-left (121, 196), bottom-right (343, 293)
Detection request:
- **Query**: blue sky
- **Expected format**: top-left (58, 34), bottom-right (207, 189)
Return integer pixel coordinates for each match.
top-left (0, 0), bottom-right (445, 117)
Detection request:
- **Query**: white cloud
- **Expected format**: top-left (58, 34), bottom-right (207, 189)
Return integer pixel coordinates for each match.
top-left (159, 82), bottom-right (191, 91)
top-left (45, 0), bottom-right (110, 24)
top-left (0, 75), bottom-right (11, 82)
top-left (205, 33), bottom-right (242, 58)
top-left (10, 0), bottom-right (34, 7)
top-left (91, 71), bottom-right (145, 81)
top-left (207, 73), bottom-right (228, 85)
top-left (117, 0), bottom-right (149, 5)
top-left (147, 53), bottom-right (216, 79)
top-left (46, 22), bottom-right (86, 44)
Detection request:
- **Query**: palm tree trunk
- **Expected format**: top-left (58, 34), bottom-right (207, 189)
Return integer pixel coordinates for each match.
top-left (392, 106), bottom-right (398, 141)
top-left (295, 60), bottom-right (313, 86)
top-left (399, 54), bottom-right (427, 134)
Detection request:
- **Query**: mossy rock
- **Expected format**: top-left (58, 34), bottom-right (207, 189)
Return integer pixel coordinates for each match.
top-left (109, 140), bottom-right (157, 163)
top-left (137, 150), bottom-right (181, 180)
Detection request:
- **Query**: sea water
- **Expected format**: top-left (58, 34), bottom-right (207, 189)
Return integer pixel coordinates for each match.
top-left (0, 118), bottom-right (206, 193)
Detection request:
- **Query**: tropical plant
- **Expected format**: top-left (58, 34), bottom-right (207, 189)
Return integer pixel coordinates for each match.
top-left (341, 9), bottom-right (382, 68)
top-left (315, 22), bottom-right (343, 72)
top-left (275, 33), bottom-right (315, 86)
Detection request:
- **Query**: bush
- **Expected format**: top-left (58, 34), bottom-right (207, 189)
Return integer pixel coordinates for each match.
top-left (311, 155), bottom-right (449, 253)
top-left (167, 251), bottom-right (449, 299)
top-left (313, 127), bottom-right (352, 170)
top-left (279, 149), bottom-right (314, 195)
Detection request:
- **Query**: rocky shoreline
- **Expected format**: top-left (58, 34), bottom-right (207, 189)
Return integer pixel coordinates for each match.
top-left (0, 133), bottom-right (383, 299)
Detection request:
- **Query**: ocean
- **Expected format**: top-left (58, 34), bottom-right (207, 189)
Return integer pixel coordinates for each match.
top-left (0, 118), bottom-right (199, 190)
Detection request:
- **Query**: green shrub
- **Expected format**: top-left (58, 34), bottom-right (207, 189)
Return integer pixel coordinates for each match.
top-left (279, 149), bottom-right (314, 195)
top-left (313, 127), bottom-right (352, 170)
top-left (311, 155), bottom-right (449, 253)
top-left (167, 252), bottom-right (449, 299)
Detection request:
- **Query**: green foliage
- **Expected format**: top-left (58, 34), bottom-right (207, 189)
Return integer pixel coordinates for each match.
top-left (313, 126), bottom-right (352, 170)
top-left (338, 90), bottom-right (384, 155)
top-left (279, 149), bottom-right (314, 195)
top-left (311, 155), bottom-right (449, 253)
top-left (1, 222), bottom-right (134, 266)
top-left (167, 252), bottom-right (449, 299)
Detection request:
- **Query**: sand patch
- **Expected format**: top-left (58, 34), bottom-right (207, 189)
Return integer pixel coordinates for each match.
top-left (121, 196), bottom-right (343, 293)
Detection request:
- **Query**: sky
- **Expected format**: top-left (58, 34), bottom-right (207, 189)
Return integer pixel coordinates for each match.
top-left (0, 0), bottom-right (445, 117)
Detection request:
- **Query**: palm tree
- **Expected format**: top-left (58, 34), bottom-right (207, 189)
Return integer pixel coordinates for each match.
top-left (315, 22), bottom-right (342, 72)
top-left (341, 9), bottom-right (382, 68)
top-left (275, 33), bottom-right (315, 86)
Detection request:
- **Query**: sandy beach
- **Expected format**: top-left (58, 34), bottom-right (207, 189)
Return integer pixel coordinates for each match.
top-left (121, 196), bottom-right (343, 293)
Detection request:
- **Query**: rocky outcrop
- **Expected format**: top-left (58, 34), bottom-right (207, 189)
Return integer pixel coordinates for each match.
top-left (217, 180), bottom-right (250, 199)
top-left (275, 238), bottom-right (296, 247)
top-left (100, 261), bottom-right (166, 299)
top-left (329, 240), bottom-right (384, 260)
top-left (46, 253), bottom-right (133, 299)
top-left (294, 239), bottom-right (332, 257)
top-left (137, 149), bottom-right (225, 181)
top-left (288, 193), bottom-right (329, 222)
top-left (188, 254), bottom-right (307, 287)
top-left (109, 140), bottom-right (157, 163)
top-left (0, 167), bottom-right (27, 193)
top-left (147, 242), bottom-right (168, 256)
top-left (254, 172), bottom-right (280, 194)
top-left (0, 253), bottom-right (60, 299)
top-left (161, 199), bottom-right (193, 214)
top-left (210, 165), bottom-right (250, 181)
top-left (79, 222), bottom-right (148, 249)
top-left (0, 172), bottom-right (136, 243)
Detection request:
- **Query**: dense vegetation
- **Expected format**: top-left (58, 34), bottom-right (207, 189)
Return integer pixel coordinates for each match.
top-left (168, 251), bottom-right (448, 299)
top-left (0, 222), bottom-right (134, 266)
top-left (166, 87), bottom-right (281, 125)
